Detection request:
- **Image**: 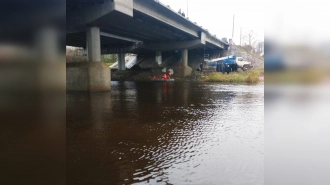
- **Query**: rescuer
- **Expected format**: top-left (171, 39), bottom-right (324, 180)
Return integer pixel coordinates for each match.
top-left (161, 73), bottom-right (167, 80)
top-left (167, 71), bottom-right (172, 79)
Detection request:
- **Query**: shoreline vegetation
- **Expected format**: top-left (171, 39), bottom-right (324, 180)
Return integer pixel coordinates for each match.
top-left (69, 66), bottom-right (265, 83)
top-left (67, 54), bottom-right (264, 83)
top-left (195, 68), bottom-right (264, 83)
top-left (111, 68), bottom-right (264, 83)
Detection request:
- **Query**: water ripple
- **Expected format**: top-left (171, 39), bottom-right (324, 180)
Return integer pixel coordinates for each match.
top-left (67, 82), bottom-right (264, 185)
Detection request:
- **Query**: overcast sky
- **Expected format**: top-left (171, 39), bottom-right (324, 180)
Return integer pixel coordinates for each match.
top-left (264, 0), bottom-right (330, 46)
top-left (159, 0), bottom-right (264, 45)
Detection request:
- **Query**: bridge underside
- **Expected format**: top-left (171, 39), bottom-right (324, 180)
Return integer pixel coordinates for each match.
top-left (66, 0), bottom-right (229, 91)
top-left (67, 0), bottom-right (228, 53)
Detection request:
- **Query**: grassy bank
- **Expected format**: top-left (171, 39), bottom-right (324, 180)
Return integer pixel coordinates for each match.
top-left (104, 62), bottom-right (115, 66)
top-left (199, 68), bottom-right (264, 83)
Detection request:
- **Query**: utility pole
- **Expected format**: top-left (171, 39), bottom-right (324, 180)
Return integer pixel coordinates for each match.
top-left (240, 27), bottom-right (242, 46)
top-left (187, 0), bottom-right (188, 18)
top-left (232, 15), bottom-right (235, 41)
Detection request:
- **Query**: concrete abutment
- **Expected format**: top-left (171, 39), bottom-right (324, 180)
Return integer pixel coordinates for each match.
top-left (67, 26), bottom-right (111, 91)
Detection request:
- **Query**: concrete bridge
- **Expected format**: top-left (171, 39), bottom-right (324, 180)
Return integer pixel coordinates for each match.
top-left (67, 0), bottom-right (229, 91)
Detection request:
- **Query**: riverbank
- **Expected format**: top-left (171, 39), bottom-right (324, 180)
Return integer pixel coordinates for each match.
top-left (196, 68), bottom-right (264, 83)
top-left (111, 68), bottom-right (264, 83)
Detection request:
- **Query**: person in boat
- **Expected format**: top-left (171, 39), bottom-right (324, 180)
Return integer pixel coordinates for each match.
top-left (167, 70), bottom-right (172, 79)
top-left (161, 73), bottom-right (167, 80)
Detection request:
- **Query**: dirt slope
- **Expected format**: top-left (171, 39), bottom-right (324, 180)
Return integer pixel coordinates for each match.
top-left (229, 45), bottom-right (264, 68)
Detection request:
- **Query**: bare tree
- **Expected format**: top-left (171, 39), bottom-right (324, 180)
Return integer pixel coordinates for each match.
top-left (245, 30), bottom-right (255, 46)
top-left (241, 34), bottom-right (247, 46)
top-left (242, 30), bottom-right (260, 53)
top-left (252, 39), bottom-right (261, 53)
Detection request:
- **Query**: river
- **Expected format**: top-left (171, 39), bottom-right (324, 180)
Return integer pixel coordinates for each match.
top-left (67, 81), bottom-right (264, 185)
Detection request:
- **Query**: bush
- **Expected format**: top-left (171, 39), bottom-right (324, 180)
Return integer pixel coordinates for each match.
top-left (203, 68), bottom-right (262, 83)
top-left (246, 71), bottom-right (260, 83)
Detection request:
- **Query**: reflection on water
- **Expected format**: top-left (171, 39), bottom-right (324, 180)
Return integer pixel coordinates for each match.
top-left (67, 82), bottom-right (264, 185)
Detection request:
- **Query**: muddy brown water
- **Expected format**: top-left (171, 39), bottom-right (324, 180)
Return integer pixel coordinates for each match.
top-left (67, 81), bottom-right (264, 185)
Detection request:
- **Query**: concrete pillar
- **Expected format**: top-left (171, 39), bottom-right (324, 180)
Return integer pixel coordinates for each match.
top-left (118, 53), bottom-right (126, 70)
top-left (174, 48), bottom-right (192, 77)
top-left (86, 26), bottom-right (101, 62)
top-left (155, 51), bottom-right (162, 65)
top-left (66, 26), bottom-right (110, 91)
top-left (35, 26), bottom-right (65, 91)
top-left (181, 49), bottom-right (188, 66)
top-left (86, 39), bottom-right (88, 58)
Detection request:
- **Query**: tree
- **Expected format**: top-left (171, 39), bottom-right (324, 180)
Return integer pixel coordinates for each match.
top-left (245, 30), bottom-right (255, 47)
top-left (242, 30), bottom-right (260, 54)
top-left (101, 54), bottom-right (118, 65)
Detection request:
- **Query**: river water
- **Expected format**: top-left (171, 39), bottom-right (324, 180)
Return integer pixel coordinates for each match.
top-left (67, 81), bottom-right (264, 185)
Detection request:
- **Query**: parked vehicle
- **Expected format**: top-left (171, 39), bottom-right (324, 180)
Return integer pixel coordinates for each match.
top-left (235, 56), bottom-right (253, 71)
top-left (205, 55), bottom-right (252, 74)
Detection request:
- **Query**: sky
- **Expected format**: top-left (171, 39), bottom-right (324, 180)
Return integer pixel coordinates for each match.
top-left (264, 1), bottom-right (330, 46)
top-left (159, 0), bottom-right (264, 45)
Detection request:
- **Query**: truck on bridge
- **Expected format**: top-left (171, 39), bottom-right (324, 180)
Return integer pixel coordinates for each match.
top-left (205, 55), bottom-right (253, 74)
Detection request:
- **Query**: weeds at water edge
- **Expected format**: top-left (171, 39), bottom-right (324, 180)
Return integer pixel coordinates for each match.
top-left (202, 68), bottom-right (263, 83)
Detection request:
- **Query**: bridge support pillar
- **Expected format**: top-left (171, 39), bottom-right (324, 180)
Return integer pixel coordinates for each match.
top-left (66, 26), bottom-right (110, 91)
top-left (178, 49), bottom-right (192, 77)
top-left (156, 51), bottom-right (162, 65)
top-left (118, 53), bottom-right (126, 70)
top-left (86, 26), bottom-right (101, 62)
top-left (182, 49), bottom-right (188, 66)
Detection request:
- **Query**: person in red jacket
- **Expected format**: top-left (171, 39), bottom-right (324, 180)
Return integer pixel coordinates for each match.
top-left (161, 73), bottom-right (167, 80)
